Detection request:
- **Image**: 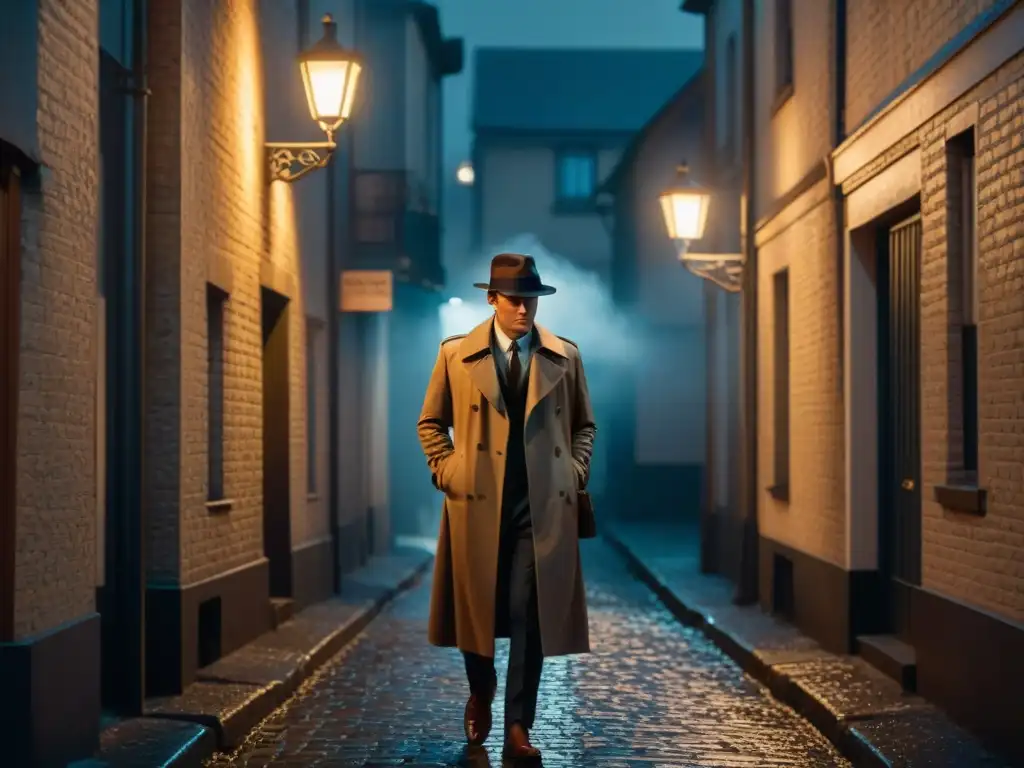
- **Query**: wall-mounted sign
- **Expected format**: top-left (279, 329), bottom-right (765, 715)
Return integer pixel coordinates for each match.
top-left (340, 269), bottom-right (393, 312)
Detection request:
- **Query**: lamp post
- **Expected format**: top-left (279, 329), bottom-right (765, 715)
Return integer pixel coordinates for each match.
top-left (266, 14), bottom-right (362, 183)
top-left (659, 162), bottom-right (743, 293)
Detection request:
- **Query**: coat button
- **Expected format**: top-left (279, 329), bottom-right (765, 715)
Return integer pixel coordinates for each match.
top-left (472, 404), bottom-right (479, 412)
top-left (496, 450), bottom-right (503, 456)
top-left (554, 446), bottom-right (562, 458)
top-left (559, 490), bottom-right (565, 498)
top-left (556, 406), bottom-right (562, 415)
top-left (477, 442), bottom-right (485, 450)
top-left (467, 494), bottom-right (474, 501)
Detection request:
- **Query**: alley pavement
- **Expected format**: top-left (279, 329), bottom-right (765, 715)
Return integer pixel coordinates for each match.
top-left (206, 540), bottom-right (850, 767)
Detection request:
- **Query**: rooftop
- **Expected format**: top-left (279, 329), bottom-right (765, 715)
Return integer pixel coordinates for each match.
top-left (472, 47), bottom-right (704, 134)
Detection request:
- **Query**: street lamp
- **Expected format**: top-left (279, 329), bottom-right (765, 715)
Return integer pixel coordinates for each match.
top-left (659, 162), bottom-right (743, 293)
top-left (266, 14), bottom-right (363, 183)
top-left (456, 161), bottom-right (475, 186)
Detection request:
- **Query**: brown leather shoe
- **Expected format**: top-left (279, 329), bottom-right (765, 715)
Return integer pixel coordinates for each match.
top-left (502, 722), bottom-right (541, 761)
top-left (463, 680), bottom-right (497, 746)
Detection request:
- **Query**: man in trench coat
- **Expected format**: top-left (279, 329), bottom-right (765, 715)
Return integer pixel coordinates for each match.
top-left (417, 252), bottom-right (597, 761)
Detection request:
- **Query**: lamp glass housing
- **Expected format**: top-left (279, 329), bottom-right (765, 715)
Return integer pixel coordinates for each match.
top-left (298, 15), bottom-right (362, 135)
top-left (659, 187), bottom-right (710, 242)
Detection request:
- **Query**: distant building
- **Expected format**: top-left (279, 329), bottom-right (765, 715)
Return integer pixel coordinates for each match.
top-left (599, 69), bottom-right (711, 522)
top-left (343, 0), bottom-right (463, 543)
top-left (468, 47), bottom-right (703, 282)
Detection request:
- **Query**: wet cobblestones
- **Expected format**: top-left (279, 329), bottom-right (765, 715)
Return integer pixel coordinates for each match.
top-left (207, 541), bottom-right (850, 767)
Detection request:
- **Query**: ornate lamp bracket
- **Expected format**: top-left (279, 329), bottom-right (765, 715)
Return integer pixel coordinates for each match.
top-left (677, 247), bottom-right (745, 293)
top-left (265, 140), bottom-right (337, 183)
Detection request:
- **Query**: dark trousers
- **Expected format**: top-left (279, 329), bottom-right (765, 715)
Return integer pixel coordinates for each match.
top-left (463, 502), bottom-right (543, 731)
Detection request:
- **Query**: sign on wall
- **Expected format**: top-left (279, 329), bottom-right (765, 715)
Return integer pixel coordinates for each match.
top-left (340, 269), bottom-right (393, 312)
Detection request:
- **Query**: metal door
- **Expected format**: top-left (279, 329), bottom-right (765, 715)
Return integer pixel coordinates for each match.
top-left (878, 214), bottom-right (923, 639)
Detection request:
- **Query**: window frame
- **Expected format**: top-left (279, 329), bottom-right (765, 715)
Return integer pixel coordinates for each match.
top-left (553, 149), bottom-right (598, 208)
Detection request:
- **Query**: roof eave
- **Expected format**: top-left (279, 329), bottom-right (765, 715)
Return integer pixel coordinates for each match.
top-left (598, 67), bottom-right (706, 195)
top-left (408, 1), bottom-right (464, 77)
top-left (680, 0), bottom-right (713, 14)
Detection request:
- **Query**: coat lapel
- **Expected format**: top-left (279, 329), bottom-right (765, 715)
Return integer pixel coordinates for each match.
top-left (525, 324), bottom-right (569, 423)
top-left (460, 318), bottom-right (504, 415)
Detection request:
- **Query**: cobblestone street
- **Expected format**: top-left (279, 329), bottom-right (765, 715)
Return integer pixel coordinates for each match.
top-left (206, 540), bottom-right (850, 767)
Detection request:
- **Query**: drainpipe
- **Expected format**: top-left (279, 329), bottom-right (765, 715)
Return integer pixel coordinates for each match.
top-left (831, 0), bottom-right (847, 384)
top-left (735, 0), bottom-right (759, 606)
top-left (327, 150), bottom-right (340, 594)
top-left (107, 0), bottom-right (149, 713)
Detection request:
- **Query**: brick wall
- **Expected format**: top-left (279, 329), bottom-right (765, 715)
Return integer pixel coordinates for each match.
top-left (757, 196), bottom-right (846, 567)
top-left (918, 52), bottom-right (1024, 623)
top-left (146, 0), bottom-right (312, 586)
top-left (754, 0), bottom-right (833, 210)
top-left (753, 0), bottom-right (845, 566)
top-left (14, 0), bottom-right (99, 637)
top-left (845, 0), bottom-right (1005, 133)
top-left (145, 0), bottom-right (184, 583)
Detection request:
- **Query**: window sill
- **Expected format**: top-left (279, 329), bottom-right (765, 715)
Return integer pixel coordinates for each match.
top-left (771, 82), bottom-right (794, 117)
top-left (551, 199), bottom-right (597, 216)
top-left (933, 484), bottom-right (986, 516)
top-left (205, 498), bottom-right (234, 513)
top-left (767, 483), bottom-right (790, 502)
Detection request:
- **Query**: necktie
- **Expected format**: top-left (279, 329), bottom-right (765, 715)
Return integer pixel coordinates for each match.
top-left (507, 339), bottom-right (522, 391)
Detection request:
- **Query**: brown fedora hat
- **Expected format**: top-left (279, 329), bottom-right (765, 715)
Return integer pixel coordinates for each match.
top-left (473, 252), bottom-right (557, 297)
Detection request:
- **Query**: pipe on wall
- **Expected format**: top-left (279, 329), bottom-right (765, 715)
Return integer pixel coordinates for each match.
top-left (735, 0), bottom-right (759, 606)
top-left (105, 0), bottom-right (149, 713)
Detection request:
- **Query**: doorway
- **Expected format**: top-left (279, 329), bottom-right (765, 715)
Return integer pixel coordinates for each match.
top-left (0, 146), bottom-right (22, 644)
top-left (261, 287), bottom-right (292, 598)
top-left (877, 212), bottom-right (923, 641)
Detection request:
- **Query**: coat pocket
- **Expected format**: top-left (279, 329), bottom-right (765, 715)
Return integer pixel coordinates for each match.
top-left (439, 451), bottom-right (467, 499)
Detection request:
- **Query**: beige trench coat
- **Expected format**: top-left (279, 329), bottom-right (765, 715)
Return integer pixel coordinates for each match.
top-left (417, 317), bottom-right (597, 658)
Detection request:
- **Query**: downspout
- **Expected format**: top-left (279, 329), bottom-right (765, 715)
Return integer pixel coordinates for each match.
top-left (327, 0), bottom-right (360, 592)
top-left (108, 0), bottom-right (149, 713)
top-left (327, 138), bottom-right (340, 593)
top-left (700, 9), bottom-right (718, 575)
top-left (831, 0), bottom-right (847, 388)
top-left (735, 0), bottom-right (759, 605)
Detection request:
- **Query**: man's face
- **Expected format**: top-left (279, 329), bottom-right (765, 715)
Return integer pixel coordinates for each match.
top-left (489, 292), bottom-right (538, 338)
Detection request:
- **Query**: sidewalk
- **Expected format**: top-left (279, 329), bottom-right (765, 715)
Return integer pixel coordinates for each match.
top-left (76, 546), bottom-right (435, 768)
top-left (604, 522), bottom-right (1013, 768)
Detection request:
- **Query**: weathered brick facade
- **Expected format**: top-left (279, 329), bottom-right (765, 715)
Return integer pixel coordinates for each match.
top-left (756, 196), bottom-right (845, 567)
top-left (15, 0), bottom-right (100, 638)
top-left (753, 0), bottom-right (845, 568)
top-left (146, 0), bottom-right (316, 588)
top-left (916, 52), bottom-right (1024, 623)
top-left (845, 0), bottom-right (1006, 132)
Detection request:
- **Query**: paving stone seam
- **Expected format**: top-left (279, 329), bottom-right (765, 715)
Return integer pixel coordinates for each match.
top-left (603, 532), bottom-right (893, 768)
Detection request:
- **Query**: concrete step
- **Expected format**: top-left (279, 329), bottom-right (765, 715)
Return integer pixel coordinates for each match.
top-left (270, 597), bottom-right (295, 629)
top-left (857, 633), bottom-right (917, 691)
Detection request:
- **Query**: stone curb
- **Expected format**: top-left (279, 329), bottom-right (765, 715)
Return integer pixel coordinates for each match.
top-left (603, 531), bottom-right (891, 768)
top-left (96, 551), bottom-right (435, 767)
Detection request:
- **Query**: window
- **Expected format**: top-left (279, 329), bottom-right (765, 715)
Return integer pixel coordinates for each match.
top-left (207, 284), bottom-right (228, 501)
top-left (306, 318), bottom-right (318, 496)
top-left (947, 129), bottom-right (978, 479)
top-left (555, 151), bottom-right (597, 202)
top-left (724, 33), bottom-right (738, 156)
top-left (771, 268), bottom-right (790, 499)
top-left (775, 0), bottom-right (794, 99)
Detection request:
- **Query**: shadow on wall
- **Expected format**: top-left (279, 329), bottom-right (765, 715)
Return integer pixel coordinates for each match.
top-left (440, 234), bottom-right (651, 503)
